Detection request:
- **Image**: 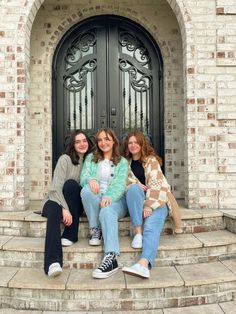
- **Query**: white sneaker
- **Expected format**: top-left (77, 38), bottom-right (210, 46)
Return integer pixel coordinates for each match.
top-left (89, 227), bottom-right (102, 246)
top-left (48, 262), bottom-right (62, 277)
top-left (131, 234), bottom-right (142, 249)
top-left (61, 238), bottom-right (74, 246)
top-left (122, 263), bottom-right (150, 279)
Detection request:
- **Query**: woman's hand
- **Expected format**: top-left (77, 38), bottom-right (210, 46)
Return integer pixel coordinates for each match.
top-left (62, 208), bottom-right (72, 226)
top-left (137, 182), bottom-right (149, 191)
top-left (89, 179), bottom-right (100, 194)
top-left (143, 209), bottom-right (152, 218)
top-left (100, 197), bottom-right (112, 208)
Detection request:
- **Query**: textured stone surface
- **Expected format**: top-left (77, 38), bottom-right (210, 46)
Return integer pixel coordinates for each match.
top-left (219, 300), bottom-right (236, 314)
top-left (176, 261), bottom-right (236, 286)
top-left (222, 259), bottom-right (236, 275)
top-left (8, 268), bottom-right (70, 290)
top-left (0, 266), bottom-right (18, 287)
top-left (193, 230), bottom-right (236, 247)
top-left (125, 265), bottom-right (183, 289)
top-left (67, 268), bottom-right (126, 290)
top-left (163, 303), bottom-right (224, 314)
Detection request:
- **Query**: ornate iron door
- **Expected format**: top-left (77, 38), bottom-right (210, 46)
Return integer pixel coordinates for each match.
top-left (53, 16), bottom-right (163, 166)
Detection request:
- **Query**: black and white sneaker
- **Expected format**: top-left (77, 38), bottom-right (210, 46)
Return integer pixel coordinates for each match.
top-left (89, 227), bottom-right (102, 245)
top-left (92, 253), bottom-right (119, 279)
top-left (89, 227), bottom-right (102, 246)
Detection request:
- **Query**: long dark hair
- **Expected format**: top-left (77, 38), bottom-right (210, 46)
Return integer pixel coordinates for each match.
top-left (64, 130), bottom-right (93, 165)
top-left (124, 130), bottom-right (162, 166)
top-left (93, 128), bottom-right (121, 165)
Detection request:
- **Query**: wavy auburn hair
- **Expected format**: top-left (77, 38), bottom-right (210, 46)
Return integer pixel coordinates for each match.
top-left (124, 130), bottom-right (162, 166)
top-left (93, 128), bottom-right (121, 165)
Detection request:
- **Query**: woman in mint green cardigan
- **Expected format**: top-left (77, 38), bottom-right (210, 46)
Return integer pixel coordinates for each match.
top-left (80, 128), bottom-right (128, 279)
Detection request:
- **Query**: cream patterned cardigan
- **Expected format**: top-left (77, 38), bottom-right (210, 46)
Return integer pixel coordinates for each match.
top-left (127, 156), bottom-right (183, 233)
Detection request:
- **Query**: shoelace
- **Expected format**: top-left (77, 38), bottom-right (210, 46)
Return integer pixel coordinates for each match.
top-left (99, 253), bottom-right (114, 270)
top-left (92, 227), bottom-right (101, 239)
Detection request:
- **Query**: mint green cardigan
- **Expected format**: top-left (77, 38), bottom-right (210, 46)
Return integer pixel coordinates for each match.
top-left (80, 153), bottom-right (128, 202)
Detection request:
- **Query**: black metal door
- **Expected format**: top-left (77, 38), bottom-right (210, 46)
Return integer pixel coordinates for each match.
top-left (53, 15), bottom-right (163, 167)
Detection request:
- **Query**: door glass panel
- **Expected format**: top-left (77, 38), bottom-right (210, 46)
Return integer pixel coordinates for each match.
top-left (119, 30), bottom-right (152, 136)
top-left (63, 30), bottom-right (97, 132)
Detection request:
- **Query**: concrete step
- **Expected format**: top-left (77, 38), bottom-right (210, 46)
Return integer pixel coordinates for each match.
top-left (0, 207), bottom-right (226, 238)
top-left (0, 259), bottom-right (236, 311)
top-left (0, 301), bottom-right (236, 313)
top-left (0, 230), bottom-right (236, 269)
top-left (221, 209), bottom-right (236, 234)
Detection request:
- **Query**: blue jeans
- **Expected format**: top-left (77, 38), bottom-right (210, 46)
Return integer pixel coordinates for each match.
top-left (81, 184), bottom-right (127, 255)
top-left (126, 183), bottom-right (168, 267)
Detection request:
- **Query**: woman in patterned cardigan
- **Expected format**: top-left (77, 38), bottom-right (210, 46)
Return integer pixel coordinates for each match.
top-left (122, 130), bottom-right (182, 279)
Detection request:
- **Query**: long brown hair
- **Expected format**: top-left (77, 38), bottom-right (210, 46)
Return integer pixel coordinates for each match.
top-left (124, 130), bottom-right (162, 166)
top-left (64, 129), bottom-right (93, 165)
top-left (93, 128), bottom-right (121, 165)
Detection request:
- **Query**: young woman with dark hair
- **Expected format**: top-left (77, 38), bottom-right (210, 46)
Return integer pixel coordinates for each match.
top-left (42, 129), bottom-right (92, 277)
top-left (122, 130), bottom-right (182, 279)
top-left (80, 128), bottom-right (128, 279)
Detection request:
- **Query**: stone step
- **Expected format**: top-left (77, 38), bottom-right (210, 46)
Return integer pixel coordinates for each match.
top-left (0, 206), bottom-right (225, 238)
top-left (0, 301), bottom-right (236, 314)
top-left (0, 230), bottom-right (236, 269)
top-left (0, 259), bottom-right (236, 311)
top-left (221, 209), bottom-right (236, 234)
top-left (0, 301), bottom-right (236, 313)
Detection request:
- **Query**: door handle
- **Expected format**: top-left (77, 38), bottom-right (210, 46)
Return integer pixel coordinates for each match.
top-left (111, 107), bottom-right (116, 116)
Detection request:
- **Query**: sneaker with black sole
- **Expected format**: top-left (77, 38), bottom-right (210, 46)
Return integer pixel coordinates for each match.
top-left (92, 252), bottom-right (119, 279)
top-left (89, 227), bottom-right (102, 246)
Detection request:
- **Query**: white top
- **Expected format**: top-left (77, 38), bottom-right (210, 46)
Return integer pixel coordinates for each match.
top-left (99, 159), bottom-right (112, 194)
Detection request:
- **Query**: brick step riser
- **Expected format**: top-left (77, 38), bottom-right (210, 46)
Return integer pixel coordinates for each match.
top-left (0, 285), bottom-right (235, 311)
top-left (0, 216), bottom-right (225, 238)
top-left (1, 245), bottom-right (235, 269)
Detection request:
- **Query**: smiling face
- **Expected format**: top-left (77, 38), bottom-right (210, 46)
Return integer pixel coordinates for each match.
top-left (97, 131), bottom-right (114, 158)
top-left (74, 133), bottom-right (89, 156)
top-left (127, 136), bottom-right (141, 160)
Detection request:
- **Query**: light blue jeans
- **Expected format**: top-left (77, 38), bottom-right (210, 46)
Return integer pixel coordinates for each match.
top-left (126, 183), bottom-right (168, 267)
top-left (81, 184), bottom-right (127, 255)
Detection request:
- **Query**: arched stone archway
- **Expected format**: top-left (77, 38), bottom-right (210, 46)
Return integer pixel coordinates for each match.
top-left (0, 0), bottom-right (194, 211)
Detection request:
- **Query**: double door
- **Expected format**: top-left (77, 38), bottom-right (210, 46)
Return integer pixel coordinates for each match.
top-left (53, 15), bottom-right (163, 166)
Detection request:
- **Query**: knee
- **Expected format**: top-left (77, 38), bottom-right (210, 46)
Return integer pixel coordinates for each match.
top-left (127, 183), bottom-right (142, 196)
top-left (45, 204), bottom-right (61, 220)
top-left (81, 184), bottom-right (92, 199)
top-left (63, 179), bottom-right (79, 193)
top-left (99, 206), bottom-right (116, 222)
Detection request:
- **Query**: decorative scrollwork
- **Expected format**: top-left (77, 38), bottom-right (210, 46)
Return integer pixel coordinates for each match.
top-left (64, 59), bottom-right (97, 92)
top-left (65, 31), bottom-right (96, 66)
top-left (119, 31), bottom-right (150, 65)
top-left (119, 59), bottom-right (152, 92)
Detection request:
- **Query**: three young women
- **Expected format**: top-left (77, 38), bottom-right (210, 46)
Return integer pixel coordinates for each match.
top-left (42, 129), bottom-right (92, 277)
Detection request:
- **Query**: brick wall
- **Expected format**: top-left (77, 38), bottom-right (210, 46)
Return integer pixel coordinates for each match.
top-left (0, 0), bottom-right (235, 210)
top-left (29, 0), bottom-right (185, 201)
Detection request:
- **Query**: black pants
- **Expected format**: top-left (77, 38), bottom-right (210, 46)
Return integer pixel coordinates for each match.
top-left (42, 179), bottom-right (83, 274)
